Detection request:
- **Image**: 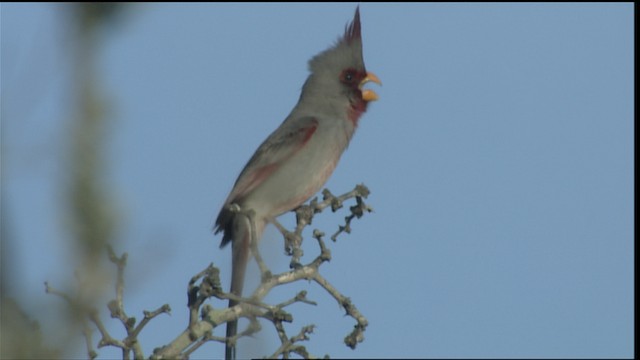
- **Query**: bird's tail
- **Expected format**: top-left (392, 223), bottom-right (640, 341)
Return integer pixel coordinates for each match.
top-left (224, 214), bottom-right (264, 360)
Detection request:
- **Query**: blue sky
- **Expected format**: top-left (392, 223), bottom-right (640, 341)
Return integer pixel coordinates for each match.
top-left (2, 3), bottom-right (634, 359)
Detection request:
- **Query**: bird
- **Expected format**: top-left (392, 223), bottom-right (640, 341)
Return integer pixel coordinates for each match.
top-left (214, 6), bottom-right (380, 360)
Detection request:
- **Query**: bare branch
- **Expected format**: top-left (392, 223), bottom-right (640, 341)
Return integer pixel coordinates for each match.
top-left (49, 185), bottom-right (372, 359)
top-left (269, 325), bottom-right (317, 359)
top-left (129, 304), bottom-right (172, 341)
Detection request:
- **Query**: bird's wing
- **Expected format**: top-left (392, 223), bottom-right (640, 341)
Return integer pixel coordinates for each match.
top-left (223, 116), bottom-right (319, 210)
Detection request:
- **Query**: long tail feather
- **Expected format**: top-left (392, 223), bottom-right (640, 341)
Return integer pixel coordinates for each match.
top-left (225, 215), bottom-right (264, 360)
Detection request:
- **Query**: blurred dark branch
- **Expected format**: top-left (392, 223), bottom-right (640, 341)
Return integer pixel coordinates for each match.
top-left (0, 4), bottom-right (129, 360)
top-left (68, 3), bottom-right (121, 267)
top-left (36, 4), bottom-right (130, 360)
top-left (62, 6), bottom-right (127, 356)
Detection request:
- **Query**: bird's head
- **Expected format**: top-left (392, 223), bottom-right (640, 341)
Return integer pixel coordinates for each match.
top-left (303, 7), bottom-right (381, 124)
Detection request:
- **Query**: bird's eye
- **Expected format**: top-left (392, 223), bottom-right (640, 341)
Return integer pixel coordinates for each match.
top-left (342, 69), bottom-right (359, 85)
top-left (342, 69), bottom-right (358, 84)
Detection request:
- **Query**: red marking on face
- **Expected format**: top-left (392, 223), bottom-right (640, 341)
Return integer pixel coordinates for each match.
top-left (339, 68), bottom-right (369, 126)
top-left (340, 68), bottom-right (367, 87)
top-left (348, 96), bottom-right (368, 126)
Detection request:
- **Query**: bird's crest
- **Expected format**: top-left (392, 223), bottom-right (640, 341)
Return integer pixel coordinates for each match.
top-left (307, 7), bottom-right (365, 75)
top-left (343, 6), bottom-right (361, 45)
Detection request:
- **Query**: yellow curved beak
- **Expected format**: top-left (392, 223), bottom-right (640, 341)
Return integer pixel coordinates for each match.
top-left (360, 72), bottom-right (382, 102)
